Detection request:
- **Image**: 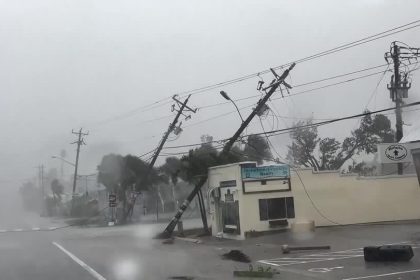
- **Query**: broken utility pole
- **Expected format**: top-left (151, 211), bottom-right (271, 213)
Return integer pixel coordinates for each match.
top-left (159, 63), bottom-right (296, 238)
top-left (71, 128), bottom-right (89, 214)
top-left (385, 41), bottom-right (420, 174)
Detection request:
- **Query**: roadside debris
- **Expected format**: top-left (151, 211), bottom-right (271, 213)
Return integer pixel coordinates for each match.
top-left (162, 238), bottom-right (174, 245)
top-left (175, 236), bottom-right (202, 244)
top-left (222, 250), bottom-right (251, 263)
top-left (233, 264), bottom-right (276, 278)
top-left (281, 244), bottom-right (330, 254)
top-left (364, 245), bottom-right (414, 262)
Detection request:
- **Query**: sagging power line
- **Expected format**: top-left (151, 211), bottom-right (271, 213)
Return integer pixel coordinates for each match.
top-left (90, 20), bottom-right (420, 127)
top-left (159, 63), bottom-right (297, 238)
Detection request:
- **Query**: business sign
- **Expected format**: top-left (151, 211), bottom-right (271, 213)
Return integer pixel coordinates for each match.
top-left (378, 143), bottom-right (420, 164)
top-left (241, 165), bottom-right (290, 180)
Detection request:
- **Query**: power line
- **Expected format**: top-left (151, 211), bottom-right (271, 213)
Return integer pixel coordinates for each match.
top-left (185, 62), bottom-right (420, 130)
top-left (184, 68), bottom-right (390, 129)
top-left (163, 101), bottom-right (420, 151)
top-left (176, 20), bottom-right (420, 98)
top-left (89, 20), bottom-right (420, 127)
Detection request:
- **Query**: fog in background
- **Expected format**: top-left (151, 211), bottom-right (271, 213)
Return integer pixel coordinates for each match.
top-left (1, 0), bottom-right (420, 223)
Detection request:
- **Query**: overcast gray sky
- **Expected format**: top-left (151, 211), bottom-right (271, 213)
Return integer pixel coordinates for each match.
top-left (1, 0), bottom-right (420, 195)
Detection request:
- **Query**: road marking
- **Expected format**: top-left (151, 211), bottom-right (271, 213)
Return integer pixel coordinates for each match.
top-left (342, 269), bottom-right (420, 280)
top-left (49, 227), bottom-right (58, 230)
top-left (258, 241), bottom-right (420, 268)
top-left (32, 227), bottom-right (40, 231)
top-left (308, 266), bottom-right (343, 273)
top-left (13, 229), bottom-right (23, 232)
top-left (52, 242), bottom-right (107, 280)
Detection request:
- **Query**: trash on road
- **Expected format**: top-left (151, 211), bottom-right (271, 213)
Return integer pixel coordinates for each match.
top-left (162, 238), bottom-right (174, 245)
top-left (174, 236), bottom-right (202, 244)
top-left (281, 244), bottom-right (331, 254)
top-left (233, 271), bottom-right (273, 278)
top-left (222, 250), bottom-right (251, 263)
top-left (233, 264), bottom-right (275, 278)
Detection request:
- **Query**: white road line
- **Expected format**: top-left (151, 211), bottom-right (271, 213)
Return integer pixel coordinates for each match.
top-left (32, 227), bottom-right (40, 231)
top-left (342, 269), bottom-right (420, 280)
top-left (52, 242), bottom-right (107, 280)
top-left (49, 227), bottom-right (58, 230)
top-left (258, 255), bottom-right (363, 267)
top-left (13, 229), bottom-right (23, 232)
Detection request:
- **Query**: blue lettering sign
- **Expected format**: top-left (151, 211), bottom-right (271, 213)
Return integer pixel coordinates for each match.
top-left (241, 165), bottom-right (290, 179)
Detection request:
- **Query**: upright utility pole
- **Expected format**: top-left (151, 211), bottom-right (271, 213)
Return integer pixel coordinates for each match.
top-left (71, 128), bottom-right (88, 212)
top-left (160, 63), bottom-right (296, 237)
top-left (37, 164), bottom-right (45, 215)
top-left (38, 164), bottom-right (45, 198)
top-left (385, 42), bottom-right (419, 174)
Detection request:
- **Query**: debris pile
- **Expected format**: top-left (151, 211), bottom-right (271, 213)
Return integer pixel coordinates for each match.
top-left (222, 250), bottom-right (251, 263)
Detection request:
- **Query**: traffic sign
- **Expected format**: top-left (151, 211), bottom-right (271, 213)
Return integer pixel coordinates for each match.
top-left (109, 194), bottom-right (117, 207)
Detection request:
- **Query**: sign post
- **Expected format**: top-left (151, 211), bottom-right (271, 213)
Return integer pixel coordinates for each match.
top-left (108, 193), bottom-right (117, 226)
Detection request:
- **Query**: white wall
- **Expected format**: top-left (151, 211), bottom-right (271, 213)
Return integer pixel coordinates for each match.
top-left (208, 162), bottom-right (295, 239)
top-left (209, 163), bottom-right (420, 239)
top-left (237, 188), bottom-right (293, 237)
top-left (291, 169), bottom-right (420, 226)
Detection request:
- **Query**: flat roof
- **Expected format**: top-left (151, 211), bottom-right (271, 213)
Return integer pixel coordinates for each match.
top-left (208, 161), bottom-right (257, 170)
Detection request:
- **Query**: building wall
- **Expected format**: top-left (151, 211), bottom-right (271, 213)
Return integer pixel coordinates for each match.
top-left (237, 188), bottom-right (293, 237)
top-left (208, 162), bottom-right (295, 239)
top-left (209, 163), bottom-right (420, 239)
top-left (291, 169), bottom-right (420, 226)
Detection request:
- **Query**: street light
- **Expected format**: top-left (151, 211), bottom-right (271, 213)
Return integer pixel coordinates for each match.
top-left (51, 156), bottom-right (75, 167)
top-left (220, 91), bottom-right (244, 122)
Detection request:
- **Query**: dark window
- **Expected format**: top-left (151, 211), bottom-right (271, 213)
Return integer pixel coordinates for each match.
top-left (259, 197), bottom-right (295, 221)
top-left (259, 199), bottom-right (268, 220)
top-left (261, 180), bottom-right (267, 185)
top-left (286, 197), bottom-right (295, 218)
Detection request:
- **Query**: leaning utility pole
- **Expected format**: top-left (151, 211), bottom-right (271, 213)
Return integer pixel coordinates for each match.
top-left (160, 63), bottom-right (296, 238)
top-left (385, 42), bottom-right (419, 174)
top-left (148, 94), bottom-right (196, 169)
top-left (71, 128), bottom-right (88, 213)
top-left (126, 95), bottom-right (196, 221)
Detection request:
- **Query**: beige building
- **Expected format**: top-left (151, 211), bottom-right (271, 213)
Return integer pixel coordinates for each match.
top-left (208, 161), bottom-right (420, 240)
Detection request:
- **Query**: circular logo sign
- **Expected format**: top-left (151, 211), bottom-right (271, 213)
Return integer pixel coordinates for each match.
top-left (385, 144), bottom-right (408, 161)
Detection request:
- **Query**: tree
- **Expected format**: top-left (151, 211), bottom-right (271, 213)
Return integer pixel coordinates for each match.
top-left (243, 134), bottom-right (273, 164)
top-left (160, 157), bottom-right (182, 209)
top-left (286, 121), bottom-right (320, 169)
top-left (180, 142), bottom-right (220, 185)
top-left (287, 113), bottom-right (395, 171)
top-left (97, 154), bottom-right (166, 223)
top-left (50, 179), bottom-right (64, 201)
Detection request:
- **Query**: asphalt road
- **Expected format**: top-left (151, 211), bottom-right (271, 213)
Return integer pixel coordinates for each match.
top-left (2, 212), bottom-right (420, 280)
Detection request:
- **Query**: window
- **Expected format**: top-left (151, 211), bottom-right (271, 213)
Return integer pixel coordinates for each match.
top-left (259, 197), bottom-right (295, 221)
top-left (261, 180), bottom-right (267, 185)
